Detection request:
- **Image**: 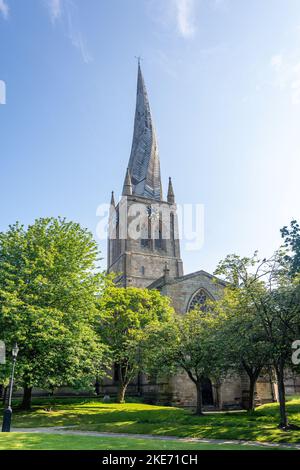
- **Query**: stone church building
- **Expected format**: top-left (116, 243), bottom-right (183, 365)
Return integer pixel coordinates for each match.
top-left (105, 63), bottom-right (298, 409)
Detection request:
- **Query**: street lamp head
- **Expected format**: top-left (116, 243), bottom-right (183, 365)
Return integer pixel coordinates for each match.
top-left (12, 343), bottom-right (19, 359)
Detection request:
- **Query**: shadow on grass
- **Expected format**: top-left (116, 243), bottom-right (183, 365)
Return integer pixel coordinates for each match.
top-left (2, 396), bottom-right (300, 444)
top-left (0, 433), bottom-right (289, 451)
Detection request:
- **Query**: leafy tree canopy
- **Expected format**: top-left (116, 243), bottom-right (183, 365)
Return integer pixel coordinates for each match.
top-left (281, 220), bottom-right (300, 278)
top-left (0, 217), bottom-right (106, 407)
top-left (98, 286), bottom-right (174, 402)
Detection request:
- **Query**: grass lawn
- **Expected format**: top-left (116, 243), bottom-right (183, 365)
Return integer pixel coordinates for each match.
top-left (0, 433), bottom-right (282, 451)
top-left (3, 396), bottom-right (300, 445)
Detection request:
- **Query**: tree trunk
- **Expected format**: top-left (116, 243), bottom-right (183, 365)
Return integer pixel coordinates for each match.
top-left (242, 363), bottom-right (261, 412)
top-left (20, 385), bottom-right (33, 410)
top-left (117, 382), bottom-right (127, 404)
top-left (268, 368), bottom-right (276, 402)
top-left (275, 366), bottom-right (288, 429)
top-left (95, 379), bottom-right (100, 396)
top-left (248, 376), bottom-right (256, 412)
top-left (195, 381), bottom-right (204, 416)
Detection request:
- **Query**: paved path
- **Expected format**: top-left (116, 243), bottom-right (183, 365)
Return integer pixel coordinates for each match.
top-left (11, 427), bottom-right (300, 450)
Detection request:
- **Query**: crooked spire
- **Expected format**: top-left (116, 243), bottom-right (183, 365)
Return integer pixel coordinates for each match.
top-left (127, 62), bottom-right (162, 200)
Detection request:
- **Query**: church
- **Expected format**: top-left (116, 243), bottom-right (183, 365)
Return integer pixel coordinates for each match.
top-left (105, 63), bottom-right (290, 409)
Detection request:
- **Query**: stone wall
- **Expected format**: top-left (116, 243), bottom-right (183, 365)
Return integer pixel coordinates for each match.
top-left (160, 270), bottom-right (225, 314)
top-left (108, 195), bottom-right (183, 287)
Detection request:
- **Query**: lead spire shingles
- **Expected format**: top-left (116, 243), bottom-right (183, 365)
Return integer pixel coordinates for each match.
top-left (127, 62), bottom-right (162, 200)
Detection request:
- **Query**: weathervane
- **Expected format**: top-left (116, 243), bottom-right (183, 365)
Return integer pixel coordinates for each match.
top-left (134, 55), bottom-right (143, 66)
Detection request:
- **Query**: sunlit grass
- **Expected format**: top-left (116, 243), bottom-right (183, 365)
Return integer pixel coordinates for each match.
top-left (3, 395), bottom-right (300, 444)
top-left (0, 432), bottom-right (286, 451)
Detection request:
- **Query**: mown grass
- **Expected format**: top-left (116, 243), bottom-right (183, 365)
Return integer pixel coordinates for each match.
top-left (0, 433), bottom-right (284, 451)
top-left (3, 396), bottom-right (300, 444)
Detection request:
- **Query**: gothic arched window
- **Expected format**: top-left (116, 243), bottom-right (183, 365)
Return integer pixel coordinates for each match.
top-left (187, 288), bottom-right (212, 312)
top-left (155, 217), bottom-right (163, 250)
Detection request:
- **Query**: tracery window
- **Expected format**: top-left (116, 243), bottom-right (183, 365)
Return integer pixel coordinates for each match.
top-left (188, 289), bottom-right (212, 312)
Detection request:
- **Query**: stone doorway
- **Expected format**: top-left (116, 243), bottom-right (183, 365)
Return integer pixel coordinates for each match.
top-left (201, 377), bottom-right (214, 406)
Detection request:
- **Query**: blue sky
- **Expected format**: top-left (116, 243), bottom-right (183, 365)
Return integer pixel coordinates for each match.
top-left (0, 0), bottom-right (300, 274)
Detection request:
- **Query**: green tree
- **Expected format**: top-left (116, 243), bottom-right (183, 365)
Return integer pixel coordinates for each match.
top-left (215, 252), bottom-right (300, 428)
top-left (0, 218), bottom-right (106, 409)
top-left (212, 284), bottom-right (271, 412)
top-left (281, 220), bottom-right (300, 278)
top-left (177, 311), bottom-right (228, 415)
top-left (263, 282), bottom-right (300, 428)
top-left (98, 286), bottom-right (174, 403)
top-left (0, 358), bottom-right (10, 404)
top-left (146, 310), bottom-right (227, 416)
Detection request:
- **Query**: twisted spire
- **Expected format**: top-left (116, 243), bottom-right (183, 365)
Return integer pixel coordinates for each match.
top-left (127, 63), bottom-right (162, 200)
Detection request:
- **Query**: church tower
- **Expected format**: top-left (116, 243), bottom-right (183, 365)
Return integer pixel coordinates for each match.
top-left (108, 62), bottom-right (183, 287)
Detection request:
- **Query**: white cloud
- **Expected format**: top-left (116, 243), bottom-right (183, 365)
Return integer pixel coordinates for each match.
top-left (45, 0), bottom-right (92, 64)
top-left (270, 53), bottom-right (300, 105)
top-left (0, 80), bottom-right (6, 105)
top-left (65, 1), bottom-right (92, 63)
top-left (148, 0), bottom-right (229, 40)
top-left (270, 54), bottom-right (283, 70)
top-left (0, 0), bottom-right (9, 20)
top-left (47, 0), bottom-right (62, 23)
top-left (174, 0), bottom-right (196, 38)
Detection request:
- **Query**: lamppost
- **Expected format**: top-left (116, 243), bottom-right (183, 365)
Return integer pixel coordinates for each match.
top-left (2, 343), bottom-right (19, 432)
